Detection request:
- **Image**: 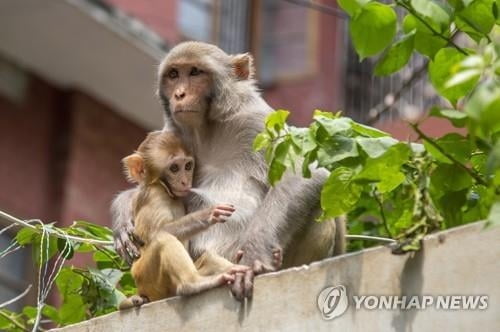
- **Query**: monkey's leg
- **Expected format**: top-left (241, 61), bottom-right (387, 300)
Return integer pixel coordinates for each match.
top-left (282, 217), bottom-right (345, 268)
top-left (151, 232), bottom-right (232, 297)
top-left (194, 250), bottom-right (249, 276)
top-left (176, 273), bottom-right (235, 296)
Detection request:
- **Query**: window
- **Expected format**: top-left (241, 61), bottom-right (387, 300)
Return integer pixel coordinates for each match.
top-left (255, 1), bottom-right (319, 84)
top-left (178, 0), bottom-right (214, 42)
top-left (178, 0), bottom-right (250, 54)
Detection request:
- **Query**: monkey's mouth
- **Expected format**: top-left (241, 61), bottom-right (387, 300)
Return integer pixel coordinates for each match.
top-left (173, 109), bottom-right (199, 114)
top-left (173, 189), bottom-right (191, 197)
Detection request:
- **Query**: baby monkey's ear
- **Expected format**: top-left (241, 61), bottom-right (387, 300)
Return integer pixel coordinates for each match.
top-left (122, 153), bottom-right (145, 183)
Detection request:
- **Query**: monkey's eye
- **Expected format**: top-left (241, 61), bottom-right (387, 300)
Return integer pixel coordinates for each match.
top-left (169, 164), bottom-right (179, 173)
top-left (185, 161), bottom-right (193, 171)
top-left (190, 67), bottom-right (202, 76)
top-left (167, 69), bottom-right (179, 79)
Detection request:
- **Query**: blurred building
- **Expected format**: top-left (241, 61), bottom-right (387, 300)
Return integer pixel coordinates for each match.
top-left (0, 0), bottom-right (454, 307)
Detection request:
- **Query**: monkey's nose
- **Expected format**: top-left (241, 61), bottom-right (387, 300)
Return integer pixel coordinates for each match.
top-left (175, 91), bottom-right (186, 100)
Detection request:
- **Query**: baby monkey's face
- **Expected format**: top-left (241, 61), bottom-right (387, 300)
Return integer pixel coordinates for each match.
top-left (161, 154), bottom-right (194, 197)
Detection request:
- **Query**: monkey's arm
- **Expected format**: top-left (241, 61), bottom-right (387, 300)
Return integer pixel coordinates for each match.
top-left (162, 209), bottom-right (211, 240)
top-left (111, 188), bottom-right (141, 264)
top-left (237, 168), bottom-right (328, 267)
top-left (163, 205), bottom-right (234, 241)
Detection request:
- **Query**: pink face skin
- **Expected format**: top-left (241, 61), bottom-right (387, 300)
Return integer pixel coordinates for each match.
top-left (160, 154), bottom-right (195, 198)
top-left (162, 61), bottom-right (213, 128)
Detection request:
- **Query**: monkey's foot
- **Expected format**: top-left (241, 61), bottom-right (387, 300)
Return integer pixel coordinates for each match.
top-left (119, 295), bottom-right (149, 310)
top-left (132, 295), bottom-right (149, 307)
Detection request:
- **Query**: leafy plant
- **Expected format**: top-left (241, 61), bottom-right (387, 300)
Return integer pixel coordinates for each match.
top-left (0, 217), bottom-right (136, 331)
top-left (255, 0), bottom-right (500, 252)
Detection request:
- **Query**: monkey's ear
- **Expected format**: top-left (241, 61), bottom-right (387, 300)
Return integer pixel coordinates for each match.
top-left (122, 153), bottom-right (145, 183)
top-left (232, 53), bottom-right (255, 80)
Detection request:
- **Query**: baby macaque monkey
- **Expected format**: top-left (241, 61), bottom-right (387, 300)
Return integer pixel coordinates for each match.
top-left (119, 131), bottom-right (246, 310)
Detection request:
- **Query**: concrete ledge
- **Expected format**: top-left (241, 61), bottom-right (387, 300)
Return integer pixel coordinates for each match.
top-left (52, 222), bottom-right (500, 331)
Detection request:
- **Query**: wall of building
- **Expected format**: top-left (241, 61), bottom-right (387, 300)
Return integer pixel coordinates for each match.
top-left (0, 60), bottom-right (147, 228)
top-left (105, 0), bottom-right (180, 43)
top-left (59, 92), bottom-right (146, 226)
top-left (0, 74), bottom-right (60, 222)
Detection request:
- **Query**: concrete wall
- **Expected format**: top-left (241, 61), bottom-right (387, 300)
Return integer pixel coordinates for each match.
top-left (53, 222), bottom-right (500, 331)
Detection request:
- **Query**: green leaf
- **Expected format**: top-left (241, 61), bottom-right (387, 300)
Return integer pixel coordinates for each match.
top-left (59, 295), bottom-right (86, 325)
top-left (315, 116), bottom-right (352, 136)
top-left (403, 14), bottom-right (448, 58)
top-left (423, 133), bottom-right (472, 164)
top-left (56, 267), bottom-right (84, 298)
top-left (265, 110), bottom-right (289, 132)
top-left (350, 2), bottom-right (397, 59)
top-left (338, 0), bottom-right (371, 16)
top-left (374, 30), bottom-right (416, 76)
top-left (486, 141), bottom-right (500, 179)
top-left (317, 136), bottom-right (359, 166)
top-left (438, 190), bottom-right (468, 227)
top-left (57, 237), bottom-right (74, 260)
top-left (430, 108), bottom-right (468, 127)
top-left (465, 80), bottom-right (500, 136)
top-left (486, 201), bottom-right (500, 226)
top-left (313, 109), bottom-right (337, 119)
top-left (431, 164), bottom-right (473, 193)
top-left (253, 132), bottom-right (270, 151)
top-left (351, 122), bottom-right (390, 137)
top-left (289, 127), bottom-right (317, 153)
top-left (22, 306), bottom-right (37, 320)
top-left (42, 304), bottom-right (61, 324)
top-left (33, 235), bottom-right (58, 265)
top-left (356, 143), bottom-right (410, 193)
top-left (15, 227), bottom-right (38, 245)
top-left (456, 0), bottom-right (495, 42)
top-left (459, 55), bottom-right (485, 69)
top-left (356, 137), bottom-right (399, 158)
top-left (444, 69), bottom-right (481, 88)
top-left (302, 148), bottom-right (318, 178)
top-left (321, 167), bottom-right (362, 217)
top-left (429, 48), bottom-right (479, 104)
top-left (71, 221), bottom-right (113, 239)
top-left (411, 0), bottom-right (452, 27)
top-left (268, 159), bottom-right (286, 186)
top-left (56, 268), bottom-right (87, 324)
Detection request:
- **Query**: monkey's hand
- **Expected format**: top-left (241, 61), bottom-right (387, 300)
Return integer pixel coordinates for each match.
top-left (230, 244), bottom-right (282, 300)
top-left (207, 204), bottom-right (235, 224)
top-left (113, 221), bottom-right (142, 265)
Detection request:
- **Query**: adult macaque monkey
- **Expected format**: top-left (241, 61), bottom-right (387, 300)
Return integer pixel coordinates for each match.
top-left (119, 131), bottom-right (247, 309)
top-left (112, 42), bottom-right (345, 300)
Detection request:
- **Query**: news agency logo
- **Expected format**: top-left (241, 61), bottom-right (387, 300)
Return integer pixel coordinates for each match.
top-left (317, 285), bottom-right (489, 320)
top-left (317, 285), bottom-right (349, 320)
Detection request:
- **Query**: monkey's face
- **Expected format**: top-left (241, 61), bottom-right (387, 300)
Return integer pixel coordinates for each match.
top-left (161, 62), bottom-right (213, 128)
top-left (160, 155), bottom-right (195, 197)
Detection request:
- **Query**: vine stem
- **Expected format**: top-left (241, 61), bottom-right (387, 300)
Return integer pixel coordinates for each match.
top-left (345, 234), bottom-right (396, 243)
top-left (410, 124), bottom-right (488, 186)
top-left (395, 0), bottom-right (467, 55)
top-left (0, 210), bottom-right (113, 246)
top-left (373, 189), bottom-right (393, 238)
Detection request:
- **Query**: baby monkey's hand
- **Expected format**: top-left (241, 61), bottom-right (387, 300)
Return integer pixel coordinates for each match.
top-left (208, 204), bottom-right (235, 224)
